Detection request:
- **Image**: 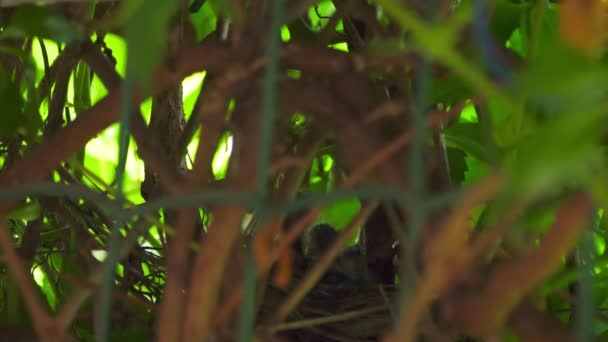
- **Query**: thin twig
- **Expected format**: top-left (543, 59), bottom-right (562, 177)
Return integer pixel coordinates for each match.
top-left (270, 305), bottom-right (389, 332)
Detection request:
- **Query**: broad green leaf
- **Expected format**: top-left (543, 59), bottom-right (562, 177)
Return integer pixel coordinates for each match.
top-left (518, 4), bottom-right (560, 56)
top-left (3, 5), bottom-right (82, 43)
top-left (429, 74), bottom-right (474, 105)
top-left (189, 1), bottom-right (218, 40)
top-left (529, 7), bottom-right (559, 51)
top-left (517, 43), bottom-right (608, 116)
top-left (507, 28), bottom-right (526, 57)
top-left (307, 0), bottom-right (336, 32)
top-left (33, 268), bottom-right (56, 310)
top-left (317, 197), bottom-right (361, 246)
top-left (490, 98), bottom-right (534, 149)
top-left (182, 72), bottom-right (206, 119)
top-left (102, 34), bottom-right (127, 77)
top-left (124, 0), bottom-right (180, 88)
top-left (308, 179), bottom-right (329, 193)
top-left (490, 0), bottom-right (527, 43)
top-left (211, 133), bottom-right (233, 180)
top-left (507, 108), bottom-right (605, 199)
top-left (443, 121), bottom-right (489, 162)
top-left (463, 154), bottom-right (488, 186)
top-left (319, 197), bottom-right (361, 231)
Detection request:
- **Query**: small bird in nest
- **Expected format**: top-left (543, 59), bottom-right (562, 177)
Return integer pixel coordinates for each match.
top-left (305, 223), bottom-right (376, 289)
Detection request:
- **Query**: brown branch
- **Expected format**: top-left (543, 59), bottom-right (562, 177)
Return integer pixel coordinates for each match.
top-left (45, 43), bottom-right (82, 136)
top-left (37, 43), bottom-right (83, 104)
top-left (156, 208), bottom-right (200, 342)
top-left (386, 173), bottom-right (505, 342)
top-left (81, 40), bottom-right (191, 196)
top-left (252, 126), bottom-right (330, 319)
top-left (155, 61), bottom-right (263, 342)
top-left (180, 94), bottom-right (262, 341)
top-left (0, 37), bottom-right (240, 341)
top-left (0, 38), bottom-right (235, 208)
top-left (0, 219), bottom-right (60, 341)
top-left (210, 100), bottom-right (467, 326)
top-left (440, 192), bottom-right (593, 337)
top-left (212, 127), bottom-right (329, 328)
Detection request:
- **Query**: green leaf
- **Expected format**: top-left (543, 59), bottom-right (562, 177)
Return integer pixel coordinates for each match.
top-left (189, 1), bottom-right (218, 40)
top-left (445, 147), bottom-right (468, 185)
top-left (319, 197), bottom-right (361, 231)
top-left (490, 0), bottom-right (527, 43)
top-left (124, 0), bottom-right (180, 88)
top-left (463, 154), bottom-right (488, 186)
top-left (443, 121), bottom-right (489, 161)
top-left (517, 46), bottom-right (608, 116)
top-left (34, 269), bottom-right (57, 310)
top-left (73, 62), bottom-right (92, 113)
top-left (507, 28), bottom-right (526, 57)
top-left (3, 5), bottom-right (82, 43)
top-left (307, 0), bottom-right (336, 32)
top-left (527, 4), bottom-right (560, 52)
top-left (429, 74), bottom-right (474, 105)
top-left (318, 197), bottom-right (361, 246)
top-left (6, 200), bottom-right (40, 221)
top-left (0, 66), bottom-right (25, 137)
top-left (508, 109), bottom-right (605, 199)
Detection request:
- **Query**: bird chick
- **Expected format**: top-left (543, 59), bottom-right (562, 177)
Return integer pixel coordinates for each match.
top-left (306, 224), bottom-right (375, 287)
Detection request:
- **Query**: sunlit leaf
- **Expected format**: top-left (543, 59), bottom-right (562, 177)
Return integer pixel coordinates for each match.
top-left (319, 197), bottom-right (361, 245)
top-left (212, 133), bottom-right (233, 179)
top-left (73, 62), bottom-right (92, 113)
top-left (33, 268), bottom-right (56, 310)
top-left (189, 1), bottom-right (218, 40)
top-left (307, 0), bottom-right (336, 31)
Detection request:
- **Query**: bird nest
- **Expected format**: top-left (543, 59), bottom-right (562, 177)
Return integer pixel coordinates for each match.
top-left (258, 275), bottom-right (398, 341)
